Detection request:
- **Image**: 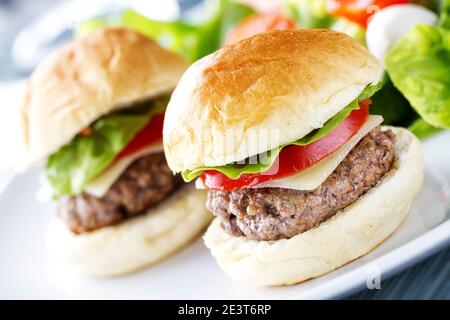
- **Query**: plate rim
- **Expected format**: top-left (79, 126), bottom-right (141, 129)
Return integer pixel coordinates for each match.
top-left (292, 220), bottom-right (450, 299)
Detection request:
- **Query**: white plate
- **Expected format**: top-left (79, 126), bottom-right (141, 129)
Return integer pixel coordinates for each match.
top-left (0, 132), bottom-right (449, 299)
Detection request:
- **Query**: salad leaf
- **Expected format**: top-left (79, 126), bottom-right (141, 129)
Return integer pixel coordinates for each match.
top-left (75, 0), bottom-right (255, 62)
top-left (438, 0), bottom-right (450, 29)
top-left (358, 81), bottom-right (383, 100)
top-left (182, 100), bottom-right (360, 182)
top-left (330, 18), bottom-right (366, 45)
top-left (75, 17), bottom-right (110, 38)
top-left (120, 10), bottom-right (203, 62)
top-left (284, 0), bottom-right (334, 29)
top-left (409, 118), bottom-right (442, 139)
top-left (45, 99), bottom-right (167, 198)
top-left (284, 0), bottom-right (366, 43)
top-left (182, 84), bottom-right (380, 182)
top-left (370, 74), bottom-right (418, 127)
top-left (385, 24), bottom-right (450, 129)
top-left (207, 0), bottom-right (256, 47)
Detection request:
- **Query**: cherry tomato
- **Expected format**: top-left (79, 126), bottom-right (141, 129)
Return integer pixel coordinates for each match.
top-left (200, 101), bottom-right (371, 190)
top-left (224, 13), bottom-right (296, 46)
top-left (326, 0), bottom-right (409, 27)
top-left (116, 113), bottom-right (164, 161)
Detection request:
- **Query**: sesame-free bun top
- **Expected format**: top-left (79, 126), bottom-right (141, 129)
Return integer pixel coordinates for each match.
top-left (163, 29), bottom-right (383, 172)
top-left (17, 28), bottom-right (188, 170)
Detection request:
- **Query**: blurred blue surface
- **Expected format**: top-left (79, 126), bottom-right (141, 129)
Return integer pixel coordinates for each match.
top-left (0, 0), bottom-right (448, 299)
top-left (350, 248), bottom-right (449, 299)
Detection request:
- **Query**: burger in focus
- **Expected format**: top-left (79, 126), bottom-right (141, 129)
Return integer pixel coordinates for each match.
top-left (163, 29), bottom-right (424, 286)
top-left (16, 28), bottom-right (211, 277)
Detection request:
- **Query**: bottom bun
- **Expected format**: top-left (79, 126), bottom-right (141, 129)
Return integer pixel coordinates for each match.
top-left (204, 127), bottom-right (423, 286)
top-left (46, 184), bottom-right (212, 277)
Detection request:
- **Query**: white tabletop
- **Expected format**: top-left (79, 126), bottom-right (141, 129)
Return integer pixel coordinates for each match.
top-left (0, 81), bottom-right (24, 190)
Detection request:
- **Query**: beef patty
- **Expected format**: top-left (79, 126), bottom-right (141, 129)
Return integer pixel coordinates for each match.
top-left (58, 152), bottom-right (182, 234)
top-left (207, 127), bottom-right (396, 241)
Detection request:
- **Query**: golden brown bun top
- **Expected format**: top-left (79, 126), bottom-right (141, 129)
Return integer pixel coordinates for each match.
top-left (163, 29), bottom-right (383, 172)
top-left (17, 28), bottom-right (188, 170)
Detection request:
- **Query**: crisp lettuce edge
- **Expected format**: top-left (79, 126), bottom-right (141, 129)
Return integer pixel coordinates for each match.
top-left (181, 83), bottom-right (382, 182)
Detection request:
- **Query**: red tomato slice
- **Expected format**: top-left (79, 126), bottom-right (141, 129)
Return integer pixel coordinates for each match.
top-left (326, 0), bottom-right (409, 27)
top-left (224, 13), bottom-right (296, 46)
top-left (200, 101), bottom-right (370, 190)
top-left (116, 113), bottom-right (164, 161)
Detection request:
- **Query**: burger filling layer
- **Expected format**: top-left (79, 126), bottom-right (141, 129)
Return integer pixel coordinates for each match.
top-left (58, 152), bottom-right (182, 234)
top-left (206, 127), bottom-right (396, 241)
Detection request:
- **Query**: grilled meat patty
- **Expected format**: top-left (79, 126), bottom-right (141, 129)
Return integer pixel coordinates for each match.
top-left (58, 152), bottom-right (182, 234)
top-left (207, 127), bottom-right (396, 241)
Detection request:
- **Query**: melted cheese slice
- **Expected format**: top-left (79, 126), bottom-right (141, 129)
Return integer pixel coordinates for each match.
top-left (253, 115), bottom-right (383, 191)
top-left (83, 141), bottom-right (163, 197)
top-left (36, 141), bottom-right (164, 202)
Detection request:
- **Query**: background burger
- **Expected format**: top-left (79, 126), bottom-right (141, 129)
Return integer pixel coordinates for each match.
top-left (163, 29), bottom-right (424, 286)
top-left (16, 28), bottom-right (211, 277)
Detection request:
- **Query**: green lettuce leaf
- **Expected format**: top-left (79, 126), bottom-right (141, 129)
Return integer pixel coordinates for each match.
top-left (119, 10), bottom-right (203, 62)
top-left (182, 84), bottom-right (380, 182)
top-left (370, 73), bottom-right (418, 127)
top-left (45, 99), bottom-right (167, 198)
top-left (409, 118), bottom-right (442, 139)
top-left (75, 17), bottom-right (111, 38)
top-left (284, 0), bottom-right (334, 29)
top-left (385, 24), bottom-right (450, 129)
top-left (76, 0), bottom-right (255, 62)
top-left (330, 18), bottom-right (366, 45)
top-left (438, 0), bottom-right (450, 29)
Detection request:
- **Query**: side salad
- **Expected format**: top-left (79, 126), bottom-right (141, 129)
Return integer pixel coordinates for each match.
top-left (77, 0), bottom-right (450, 139)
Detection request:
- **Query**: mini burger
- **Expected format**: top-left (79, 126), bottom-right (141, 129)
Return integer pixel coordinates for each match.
top-left (163, 29), bottom-right (424, 286)
top-left (16, 28), bottom-right (211, 277)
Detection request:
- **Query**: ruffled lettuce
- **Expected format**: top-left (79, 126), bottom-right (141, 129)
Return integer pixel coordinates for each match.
top-left (409, 118), bottom-right (443, 139)
top-left (385, 24), bottom-right (450, 130)
top-left (284, 0), bottom-right (333, 29)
